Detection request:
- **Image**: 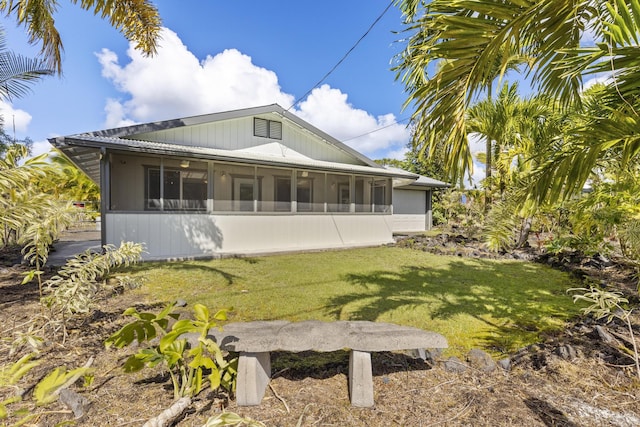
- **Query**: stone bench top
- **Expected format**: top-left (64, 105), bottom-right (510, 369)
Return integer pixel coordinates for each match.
top-left (206, 320), bottom-right (448, 353)
top-left (187, 320), bottom-right (449, 407)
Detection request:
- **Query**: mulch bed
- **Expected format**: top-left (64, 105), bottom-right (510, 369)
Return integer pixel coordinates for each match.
top-left (1, 238), bottom-right (639, 426)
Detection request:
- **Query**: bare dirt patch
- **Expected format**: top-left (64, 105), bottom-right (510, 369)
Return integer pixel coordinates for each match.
top-left (1, 240), bottom-right (639, 426)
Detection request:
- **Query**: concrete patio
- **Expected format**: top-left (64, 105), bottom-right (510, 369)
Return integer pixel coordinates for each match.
top-left (47, 230), bottom-right (102, 266)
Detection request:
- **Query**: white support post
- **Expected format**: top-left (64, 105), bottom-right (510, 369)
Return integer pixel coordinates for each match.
top-left (236, 352), bottom-right (271, 406)
top-left (349, 350), bottom-right (374, 407)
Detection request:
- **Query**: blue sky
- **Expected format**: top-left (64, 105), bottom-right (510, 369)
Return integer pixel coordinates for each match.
top-left (2, 0), bottom-right (415, 162)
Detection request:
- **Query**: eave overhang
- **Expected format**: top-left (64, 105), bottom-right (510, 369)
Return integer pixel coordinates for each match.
top-left (51, 134), bottom-right (418, 186)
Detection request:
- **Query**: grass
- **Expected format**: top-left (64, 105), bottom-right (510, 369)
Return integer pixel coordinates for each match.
top-left (127, 246), bottom-right (582, 356)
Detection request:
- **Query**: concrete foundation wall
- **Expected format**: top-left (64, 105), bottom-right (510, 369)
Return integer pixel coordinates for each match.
top-left (105, 213), bottom-right (394, 259)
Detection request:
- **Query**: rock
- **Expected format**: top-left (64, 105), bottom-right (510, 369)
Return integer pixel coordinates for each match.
top-left (595, 325), bottom-right (620, 346)
top-left (424, 348), bottom-right (443, 364)
top-left (441, 356), bottom-right (468, 373)
top-left (497, 358), bottom-right (511, 371)
top-left (406, 348), bottom-right (427, 360)
top-left (59, 388), bottom-right (91, 419)
top-left (175, 299), bottom-right (188, 307)
top-left (466, 348), bottom-right (497, 373)
top-left (554, 344), bottom-right (578, 360)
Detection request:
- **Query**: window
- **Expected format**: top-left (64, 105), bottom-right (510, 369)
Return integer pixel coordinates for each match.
top-left (275, 177), bottom-right (291, 211)
top-left (338, 184), bottom-right (350, 212)
top-left (145, 166), bottom-right (207, 211)
top-left (373, 179), bottom-right (390, 212)
top-left (254, 118), bottom-right (282, 139)
top-left (233, 177), bottom-right (256, 211)
top-left (327, 174), bottom-right (351, 213)
top-left (355, 176), bottom-right (373, 212)
top-left (296, 177), bottom-right (313, 212)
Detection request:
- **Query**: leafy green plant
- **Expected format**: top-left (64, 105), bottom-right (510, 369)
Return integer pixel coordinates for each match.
top-left (570, 286), bottom-right (639, 380)
top-left (544, 234), bottom-right (612, 258)
top-left (20, 199), bottom-right (75, 297)
top-left (0, 353), bottom-right (40, 387)
top-left (43, 241), bottom-right (144, 341)
top-left (203, 411), bottom-right (266, 427)
top-left (105, 302), bottom-right (237, 400)
top-left (33, 363), bottom-right (94, 406)
top-left (484, 198), bottom-right (520, 251)
top-left (0, 354), bottom-right (39, 420)
top-left (0, 353), bottom-right (93, 423)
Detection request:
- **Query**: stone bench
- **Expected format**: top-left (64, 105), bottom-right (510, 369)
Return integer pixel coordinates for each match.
top-left (200, 320), bottom-right (447, 407)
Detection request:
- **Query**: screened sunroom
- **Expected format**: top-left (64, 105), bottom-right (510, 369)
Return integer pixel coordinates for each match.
top-left (108, 153), bottom-right (392, 215)
top-left (52, 104), bottom-right (423, 259)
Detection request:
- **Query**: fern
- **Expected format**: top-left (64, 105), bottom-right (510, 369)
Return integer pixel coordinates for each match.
top-left (484, 199), bottom-right (519, 252)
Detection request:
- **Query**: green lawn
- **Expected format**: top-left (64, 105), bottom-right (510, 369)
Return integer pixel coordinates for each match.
top-left (128, 246), bottom-right (581, 356)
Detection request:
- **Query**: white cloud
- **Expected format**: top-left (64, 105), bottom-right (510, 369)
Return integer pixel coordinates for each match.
top-left (295, 85), bottom-right (409, 158)
top-left (467, 132), bottom-right (486, 188)
top-left (0, 101), bottom-right (32, 134)
top-left (104, 98), bottom-right (136, 128)
top-left (97, 28), bottom-right (294, 127)
top-left (97, 28), bottom-right (409, 159)
top-left (385, 146), bottom-right (410, 161)
top-left (30, 139), bottom-right (53, 157)
top-left (584, 73), bottom-right (613, 90)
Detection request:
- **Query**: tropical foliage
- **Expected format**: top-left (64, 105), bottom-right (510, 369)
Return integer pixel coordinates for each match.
top-left (106, 303), bottom-right (237, 399)
top-left (0, 25), bottom-right (52, 100)
top-left (43, 151), bottom-right (99, 210)
top-left (0, 0), bottom-right (162, 73)
top-left (395, 0), bottom-right (640, 204)
top-left (394, 0), bottom-right (640, 264)
top-left (44, 242), bottom-right (144, 341)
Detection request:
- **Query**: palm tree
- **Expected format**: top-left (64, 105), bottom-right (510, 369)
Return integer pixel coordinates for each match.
top-left (47, 150), bottom-right (99, 203)
top-left (0, 26), bottom-right (53, 100)
top-left (467, 83), bottom-right (521, 207)
top-left (0, 0), bottom-right (162, 74)
top-left (394, 0), bottom-right (640, 204)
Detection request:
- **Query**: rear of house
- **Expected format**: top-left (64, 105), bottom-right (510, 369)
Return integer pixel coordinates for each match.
top-left (52, 104), bottom-right (447, 259)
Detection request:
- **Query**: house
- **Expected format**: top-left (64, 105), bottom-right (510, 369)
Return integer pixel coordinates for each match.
top-left (51, 104), bottom-right (448, 259)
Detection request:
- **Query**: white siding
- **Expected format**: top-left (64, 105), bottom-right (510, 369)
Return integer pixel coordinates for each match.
top-left (105, 213), bottom-right (394, 260)
top-left (392, 189), bottom-right (427, 232)
top-left (133, 114), bottom-right (358, 165)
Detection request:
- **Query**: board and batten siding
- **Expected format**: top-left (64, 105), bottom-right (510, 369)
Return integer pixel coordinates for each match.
top-left (105, 212), bottom-right (394, 259)
top-left (392, 188), bottom-right (430, 232)
top-left (131, 115), bottom-right (357, 165)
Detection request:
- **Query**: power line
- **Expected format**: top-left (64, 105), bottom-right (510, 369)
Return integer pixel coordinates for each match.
top-left (341, 116), bottom-right (411, 142)
top-left (286, 1), bottom-right (395, 111)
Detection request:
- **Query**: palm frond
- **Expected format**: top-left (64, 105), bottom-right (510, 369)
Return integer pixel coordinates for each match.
top-left (0, 50), bottom-right (53, 100)
top-left (0, 0), bottom-right (161, 73)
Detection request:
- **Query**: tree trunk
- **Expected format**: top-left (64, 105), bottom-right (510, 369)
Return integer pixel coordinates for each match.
top-left (484, 139), bottom-right (492, 211)
top-left (516, 217), bottom-right (533, 248)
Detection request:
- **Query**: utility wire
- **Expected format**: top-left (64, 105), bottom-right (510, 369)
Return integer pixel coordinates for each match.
top-left (341, 116), bottom-right (411, 142)
top-left (286, 1), bottom-right (395, 111)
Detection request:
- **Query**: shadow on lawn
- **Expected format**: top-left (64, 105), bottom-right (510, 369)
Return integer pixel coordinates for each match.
top-left (327, 258), bottom-right (578, 353)
top-left (130, 261), bottom-right (244, 286)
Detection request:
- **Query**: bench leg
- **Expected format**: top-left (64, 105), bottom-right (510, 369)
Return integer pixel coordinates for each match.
top-left (349, 350), bottom-right (374, 407)
top-left (236, 352), bottom-right (271, 406)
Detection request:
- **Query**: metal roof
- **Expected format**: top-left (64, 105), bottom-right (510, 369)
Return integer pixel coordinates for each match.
top-left (51, 104), bottom-right (424, 185)
top-left (384, 167), bottom-right (450, 189)
top-left (53, 134), bottom-right (418, 184)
